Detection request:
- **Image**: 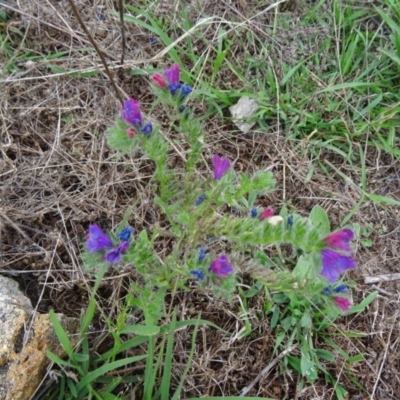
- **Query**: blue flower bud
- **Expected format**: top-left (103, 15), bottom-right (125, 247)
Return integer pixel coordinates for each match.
top-left (180, 84), bottom-right (192, 97)
top-left (168, 82), bottom-right (182, 95)
top-left (250, 208), bottom-right (258, 218)
top-left (195, 194), bottom-right (206, 205)
top-left (334, 284), bottom-right (348, 293)
top-left (198, 247), bottom-right (207, 262)
top-left (322, 285), bottom-right (332, 296)
top-left (140, 122), bottom-right (153, 135)
top-left (190, 270), bottom-right (205, 280)
top-left (117, 226), bottom-right (134, 242)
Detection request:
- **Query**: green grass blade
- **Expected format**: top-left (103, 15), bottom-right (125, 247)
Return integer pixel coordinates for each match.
top-left (161, 310), bottom-right (177, 400)
top-left (75, 355), bottom-right (147, 392)
top-left (49, 310), bottom-right (76, 363)
top-left (171, 316), bottom-right (201, 400)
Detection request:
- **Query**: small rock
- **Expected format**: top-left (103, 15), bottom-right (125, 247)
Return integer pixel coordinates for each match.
top-left (0, 276), bottom-right (80, 400)
top-left (229, 96), bottom-right (260, 133)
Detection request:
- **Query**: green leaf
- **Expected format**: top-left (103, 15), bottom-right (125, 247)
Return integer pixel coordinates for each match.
top-left (300, 354), bottom-right (317, 381)
top-left (47, 350), bottom-right (72, 367)
top-left (66, 379), bottom-right (78, 397)
top-left (348, 291), bottom-right (378, 314)
top-left (367, 194), bottom-right (400, 206)
top-left (49, 310), bottom-right (75, 362)
top-left (309, 205), bottom-right (330, 235)
top-left (315, 349), bottom-right (334, 362)
top-left (75, 356), bottom-right (147, 391)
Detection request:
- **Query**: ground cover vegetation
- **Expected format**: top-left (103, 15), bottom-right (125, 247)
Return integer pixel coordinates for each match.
top-left (1, 0), bottom-right (400, 398)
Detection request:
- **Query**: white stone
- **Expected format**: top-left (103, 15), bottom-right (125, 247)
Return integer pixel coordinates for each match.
top-left (229, 96), bottom-right (260, 133)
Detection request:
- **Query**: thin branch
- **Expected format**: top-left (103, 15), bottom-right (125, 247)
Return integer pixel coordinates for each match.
top-left (119, 0), bottom-right (126, 66)
top-left (240, 344), bottom-right (298, 396)
top-left (65, 0), bottom-right (124, 105)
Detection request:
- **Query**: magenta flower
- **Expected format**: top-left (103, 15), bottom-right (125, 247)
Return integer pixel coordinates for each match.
top-left (325, 229), bottom-right (354, 253)
top-left (209, 255), bottom-right (234, 277)
top-left (321, 249), bottom-right (356, 282)
top-left (105, 242), bottom-right (130, 264)
top-left (152, 73), bottom-right (167, 88)
top-left (334, 297), bottom-right (351, 312)
top-left (259, 207), bottom-right (274, 220)
top-left (87, 224), bottom-right (113, 252)
top-left (212, 155), bottom-right (231, 180)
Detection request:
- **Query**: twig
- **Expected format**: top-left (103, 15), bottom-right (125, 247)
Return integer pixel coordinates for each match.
top-left (118, 0), bottom-right (126, 66)
top-left (65, 0), bottom-right (124, 105)
top-left (364, 273), bottom-right (400, 284)
top-left (371, 284), bottom-right (393, 296)
top-left (240, 344), bottom-right (298, 396)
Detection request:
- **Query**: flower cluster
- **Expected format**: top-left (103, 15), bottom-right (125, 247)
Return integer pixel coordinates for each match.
top-left (322, 283), bottom-right (351, 312)
top-left (153, 63), bottom-right (192, 97)
top-left (87, 224), bottom-right (132, 264)
top-left (320, 228), bottom-right (356, 283)
top-left (190, 250), bottom-right (234, 282)
top-left (121, 99), bottom-right (153, 136)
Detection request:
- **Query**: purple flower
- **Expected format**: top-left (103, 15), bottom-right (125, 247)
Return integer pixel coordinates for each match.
top-left (164, 63), bottom-right (180, 85)
top-left (190, 270), bottom-right (205, 280)
top-left (121, 99), bottom-right (152, 136)
top-left (105, 242), bottom-right (130, 264)
top-left (321, 249), bottom-right (356, 283)
top-left (209, 255), bottom-right (234, 277)
top-left (117, 226), bottom-right (134, 242)
top-left (334, 297), bottom-right (351, 312)
top-left (212, 155), bottom-right (231, 180)
top-left (165, 63), bottom-right (181, 95)
top-left (122, 99), bottom-right (142, 126)
top-left (325, 229), bottom-right (354, 253)
top-left (87, 224), bottom-right (113, 252)
top-left (250, 208), bottom-right (258, 218)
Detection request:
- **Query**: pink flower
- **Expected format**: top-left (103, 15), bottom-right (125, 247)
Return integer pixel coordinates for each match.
top-left (212, 155), bottom-right (231, 180)
top-left (334, 297), bottom-right (351, 312)
top-left (152, 73), bottom-right (166, 88)
top-left (126, 128), bottom-right (135, 138)
top-left (325, 229), bottom-right (354, 253)
top-left (259, 207), bottom-right (274, 220)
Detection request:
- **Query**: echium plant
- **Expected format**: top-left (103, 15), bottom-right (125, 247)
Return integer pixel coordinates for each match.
top-left (85, 63), bottom-right (358, 325)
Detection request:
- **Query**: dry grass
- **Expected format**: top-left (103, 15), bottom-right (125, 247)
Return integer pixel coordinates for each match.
top-left (1, 0), bottom-right (400, 398)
